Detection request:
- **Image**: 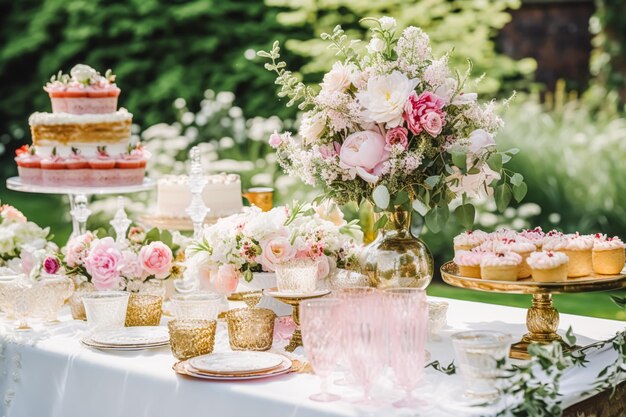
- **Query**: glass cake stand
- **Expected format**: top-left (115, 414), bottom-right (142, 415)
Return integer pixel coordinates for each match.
top-left (440, 261), bottom-right (626, 360)
top-left (6, 176), bottom-right (155, 239)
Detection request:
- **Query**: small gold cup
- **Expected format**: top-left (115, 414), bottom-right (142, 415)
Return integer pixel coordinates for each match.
top-left (242, 187), bottom-right (274, 212)
top-left (168, 319), bottom-right (217, 360)
top-left (125, 294), bottom-right (163, 327)
top-left (226, 307), bottom-right (276, 351)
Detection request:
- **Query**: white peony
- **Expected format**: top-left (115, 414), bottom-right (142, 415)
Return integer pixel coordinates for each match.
top-left (468, 129), bottom-right (496, 156)
top-left (367, 38), bottom-right (385, 54)
top-left (299, 111), bottom-right (327, 143)
top-left (0, 228), bottom-right (15, 256)
top-left (70, 64), bottom-right (98, 84)
top-left (357, 71), bottom-right (419, 127)
top-left (379, 16), bottom-right (397, 31)
top-left (320, 62), bottom-right (355, 92)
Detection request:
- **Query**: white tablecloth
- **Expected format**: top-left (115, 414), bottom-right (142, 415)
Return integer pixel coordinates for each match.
top-left (0, 297), bottom-right (624, 417)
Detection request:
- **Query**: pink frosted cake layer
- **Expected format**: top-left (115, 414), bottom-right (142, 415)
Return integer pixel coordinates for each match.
top-left (19, 168), bottom-right (145, 187)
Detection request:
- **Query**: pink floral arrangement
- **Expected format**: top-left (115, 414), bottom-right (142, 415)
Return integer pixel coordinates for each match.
top-left (259, 17), bottom-right (525, 231)
top-left (63, 227), bottom-right (182, 291)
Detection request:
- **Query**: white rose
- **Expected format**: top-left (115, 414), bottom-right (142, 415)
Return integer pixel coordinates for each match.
top-left (299, 111), bottom-right (326, 143)
top-left (367, 38), bottom-right (386, 54)
top-left (379, 16), bottom-right (397, 31)
top-left (468, 129), bottom-right (496, 156)
top-left (320, 62), bottom-right (354, 92)
top-left (356, 71), bottom-right (419, 127)
top-left (70, 64), bottom-right (98, 84)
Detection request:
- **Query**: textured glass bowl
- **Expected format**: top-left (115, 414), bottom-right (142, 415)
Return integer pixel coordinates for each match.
top-left (82, 291), bottom-right (130, 330)
top-left (275, 260), bottom-right (318, 293)
top-left (125, 293), bottom-right (163, 326)
top-left (170, 292), bottom-right (222, 320)
top-left (226, 307), bottom-right (276, 351)
top-left (168, 319), bottom-right (217, 360)
top-left (32, 275), bottom-right (74, 323)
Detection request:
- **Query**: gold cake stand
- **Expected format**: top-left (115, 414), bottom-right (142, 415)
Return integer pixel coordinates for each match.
top-left (441, 261), bottom-right (626, 360)
top-left (264, 288), bottom-right (331, 352)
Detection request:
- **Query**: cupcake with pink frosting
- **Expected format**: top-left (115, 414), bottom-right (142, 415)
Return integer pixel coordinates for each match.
top-left (40, 148), bottom-right (67, 186)
top-left (493, 238), bottom-right (536, 278)
top-left (453, 250), bottom-right (485, 278)
top-left (453, 230), bottom-right (489, 252)
top-left (592, 234), bottom-right (626, 275)
top-left (543, 233), bottom-right (593, 277)
top-left (44, 64), bottom-right (120, 114)
top-left (480, 252), bottom-right (523, 281)
top-left (527, 251), bottom-right (569, 282)
top-left (519, 227), bottom-right (546, 250)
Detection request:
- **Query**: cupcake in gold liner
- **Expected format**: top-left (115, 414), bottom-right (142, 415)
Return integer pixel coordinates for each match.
top-left (544, 233), bottom-right (593, 278)
top-left (493, 238), bottom-right (536, 278)
top-left (480, 252), bottom-right (522, 281)
top-left (453, 230), bottom-right (488, 253)
top-left (527, 251), bottom-right (569, 282)
top-left (453, 250), bottom-right (484, 278)
top-left (592, 235), bottom-right (626, 275)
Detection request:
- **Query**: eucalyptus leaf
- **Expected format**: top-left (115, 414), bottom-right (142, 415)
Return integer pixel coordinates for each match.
top-left (425, 204), bottom-right (449, 233)
top-left (372, 185), bottom-right (390, 210)
top-left (393, 190), bottom-right (409, 205)
top-left (455, 204), bottom-right (475, 228)
top-left (451, 152), bottom-right (467, 170)
top-left (412, 199), bottom-right (430, 217)
top-left (487, 153), bottom-right (503, 172)
top-left (510, 173), bottom-right (524, 186)
top-left (424, 176), bottom-right (440, 189)
top-left (513, 181), bottom-right (528, 203)
top-left (494, 184), bottom-right (512, 212)
top-left (374, 214), bottom-right (388, 230)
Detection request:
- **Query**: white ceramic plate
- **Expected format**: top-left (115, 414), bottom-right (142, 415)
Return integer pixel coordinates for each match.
top-left (174, 357), bottom-right (292, 381)
top-left (188, 352), bottom-right (285, 375)
top-left (81, 338), bottom-right (169, 351)
top-left (263, 288), bottom-right (331, 299)
top-left (91, 326), bottom-right (169, 346)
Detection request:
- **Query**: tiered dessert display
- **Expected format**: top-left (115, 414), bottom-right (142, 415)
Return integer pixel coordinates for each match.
top-left (441, 228), bottom-right (626, 359)
top-left (7, 64), bottom-right (155, 237)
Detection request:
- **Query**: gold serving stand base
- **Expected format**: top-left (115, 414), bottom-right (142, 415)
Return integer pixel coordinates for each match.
top-left (441, 262), bottom-right (626, 360)
top-left (264, 289), bottom-right (330, 352)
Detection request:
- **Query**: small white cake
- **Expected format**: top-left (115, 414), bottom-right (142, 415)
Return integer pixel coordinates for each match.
top-left (156, 174), bottom-right (243, 218)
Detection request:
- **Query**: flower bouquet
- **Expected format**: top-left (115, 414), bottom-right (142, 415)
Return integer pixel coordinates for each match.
top-left (185, 202), bottom-right (362, 294)
top-left (259, 17), bottom-right (524, 288)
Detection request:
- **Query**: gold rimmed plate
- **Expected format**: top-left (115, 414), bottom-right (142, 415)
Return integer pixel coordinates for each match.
top-left (81, 338), bottom-right (169, 351)
top-left (188, 352), bottom-right (285, 376)
top-left (173, 355), bottom-right (293, 380)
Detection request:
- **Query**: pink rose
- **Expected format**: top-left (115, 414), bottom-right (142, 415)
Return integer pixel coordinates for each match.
top-left (403, 92), bottom-right (445, 136)
top-left (258, 236), bottom-right (296, 272)
top-left (268, 131), bottom-right (283, 148)
top-left (84, 237), bottom-right (122, 290)
top-left (65, 232), bottom-right (95, 268)
top-left (385, 127), bottom-right (409, 151)
top-left (420, 112), bottom-right (444, 136)
top-left (212, 264), bottom-right (240, 295)
top-left (138, 241), bottom-right (173, 279)
top-left (339, 130), bottom-right (390, 184)
top-left (317, 256), bottom-right (330, 279)
top-left (1, 205), bottom-right (26, 224)
top-left (43, 256), bottom-right (60, 275)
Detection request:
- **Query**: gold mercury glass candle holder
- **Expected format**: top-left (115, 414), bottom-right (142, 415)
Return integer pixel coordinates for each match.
top-left (242, 187), bottom-right (274, 212)
top-left (125, 293), bottom-right (163, 327)
top-left (226, 307), bottom-right (276, 351)
top-left (168, 319), bottom-right (217, 360)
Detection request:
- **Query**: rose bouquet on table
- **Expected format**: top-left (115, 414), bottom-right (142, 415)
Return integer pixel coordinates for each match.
top-left (62, 226), bottom-right (184, 292)
top-left (259, 17), bottom-right (524, 232)
top-left (184, 202), bottom-right (363, 293)
top-left (0, 203), bottom-right (59, 279)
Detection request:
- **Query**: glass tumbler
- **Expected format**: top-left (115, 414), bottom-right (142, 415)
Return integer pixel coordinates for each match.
top-left (82, 291), bottom-right (130, 330)
top-left (170, 292), bottom-right (222, 320)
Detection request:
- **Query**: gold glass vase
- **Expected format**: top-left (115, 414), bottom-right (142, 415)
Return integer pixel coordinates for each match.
top-left (362, 205), bottom-right (434, 289)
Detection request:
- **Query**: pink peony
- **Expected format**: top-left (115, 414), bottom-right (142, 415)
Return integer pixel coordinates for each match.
top-left (212, 264), bottom-right (240, 295)
top-left (84, 237), bottom-right (122, 290)
top-left (1, 205), bottom-right (27, 224)
top-left (43, 256), bottom-right (60, 275)
top-left (65, 232), bottom-right (95, 268)
top-left (403, 92), bottom-right (445, 136)
top-left (258, 236), bottom-right (296, 272)
top-left (268, 131), bottom-right (283, 148)
top-left (339, 130), bottom-right (390, 184)
top-left (120, 250), bottom-right (145, 279)
top-left (385, 127), bottom-right (409, 151)
top-left (138, 241), bottom-right (173, 279)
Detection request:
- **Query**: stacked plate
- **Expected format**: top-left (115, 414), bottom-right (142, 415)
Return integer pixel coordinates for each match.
top-left (173, 351), bottom-right (293, 381)
top-left (82, 326), bottom-right (170, 351)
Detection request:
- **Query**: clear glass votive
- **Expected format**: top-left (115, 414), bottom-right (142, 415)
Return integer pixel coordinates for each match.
top-left (452, 330), bottom-right (511, 401)
top-left (427, 301), bottom-right (449, 341)
top-left (33, 275), bottom-right (74, 324)
top-left (275, 259), bottom-right (318, 293)
top-left (125, 293), bottom-right (163, 327)
top-left (82, 291), bottom-right (130, 330)
top-left (170, 292), bottom-right (222, 320)
top-left (168, 319), bottom-right (217, 360)
top-left (226, 307), bottom-right (276, 351)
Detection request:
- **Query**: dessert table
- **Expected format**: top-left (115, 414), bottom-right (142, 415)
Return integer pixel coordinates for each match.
top-left (0, 297), bottom-right (624, 417)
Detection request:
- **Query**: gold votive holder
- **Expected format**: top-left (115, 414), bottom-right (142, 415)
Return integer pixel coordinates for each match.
top-left (125, 294), bottom-right (163, 327)
top-left (168, 319), bottom-right (217, 360)
top-left (226, 307), bottom-right (276, 351)
top-left (242, 187), bottom-right (274, 212)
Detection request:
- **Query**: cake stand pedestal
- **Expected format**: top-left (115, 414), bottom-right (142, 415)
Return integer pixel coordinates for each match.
top-left (441, 261), bottom-right (626, 360)
top-left (264, 288), bottom-right (331, 352)
top-left (6, 177), bottom-right (155, 239)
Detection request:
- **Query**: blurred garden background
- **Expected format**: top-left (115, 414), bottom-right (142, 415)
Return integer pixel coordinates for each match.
top-left (1, 0), bottom-right (626, 319)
